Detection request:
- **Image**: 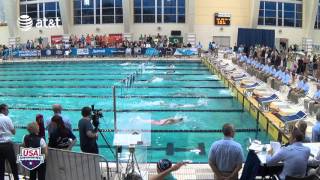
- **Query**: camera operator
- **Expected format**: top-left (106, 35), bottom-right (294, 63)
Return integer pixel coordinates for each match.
top-left (78, 106), bottom-right (98, 154)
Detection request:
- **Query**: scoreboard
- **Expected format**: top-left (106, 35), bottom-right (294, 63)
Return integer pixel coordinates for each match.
top-left (214, 13), bottom-right (231, 26)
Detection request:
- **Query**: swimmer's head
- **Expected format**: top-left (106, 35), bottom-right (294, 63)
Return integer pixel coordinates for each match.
top-left (176, 117), bottom-right (183, 122)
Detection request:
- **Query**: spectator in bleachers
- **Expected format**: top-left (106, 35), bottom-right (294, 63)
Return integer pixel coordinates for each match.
top-left (46, 104), bottom-right (72, 135)
top-left (260, 62), bottom-right (272, 82)
top-left (22, 122), bottom-right (47, 180)
top-left (304, 55), bottom-right (311, 76)
top-left (316, 57), bottom-right (320, 82)
top-left (0, 104), bottom-right (18, 180)
top-left (312, 113), bottom-right (320, 142)
top-left (281, 69), bottom-right (292, 86)
top-left (196, 42), bottom-right (202, 57)
top-left (48, 115), bottom-right (76, 150)
top-left (274, 68), bottom-right (285, 90)
top-left (313, 55), bottom-right (318, 78)
top-left (239, 52), bottom-right (247, 66)
top-left (269, 65), bottom-right (277, 76)
top-left (297, 58), bottom-right (304, 75)
top-left (208, 123), bottom-right (244, 180)
top-left (267, 128), bottom-right (310, 179)
top-left (304, 84), bottom-right (320, 115)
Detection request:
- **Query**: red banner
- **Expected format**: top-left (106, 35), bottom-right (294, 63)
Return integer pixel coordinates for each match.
top-left (51, 35), bottom-right (63, 45)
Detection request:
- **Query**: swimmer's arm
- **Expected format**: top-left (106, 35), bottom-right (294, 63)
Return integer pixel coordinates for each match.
top-left (143, 119), bottom-right (164, 125)
top-left (150, 162), bottom-right (186, 180)
top-left (160, 119), bottom-right (174, 125)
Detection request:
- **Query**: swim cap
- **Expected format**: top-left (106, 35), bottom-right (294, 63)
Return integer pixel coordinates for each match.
top-left (157, 159), bottom-right (172, 172)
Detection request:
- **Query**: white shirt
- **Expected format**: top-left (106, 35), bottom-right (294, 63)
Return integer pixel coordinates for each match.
top-left (0, 114), bottom-right (14, 143)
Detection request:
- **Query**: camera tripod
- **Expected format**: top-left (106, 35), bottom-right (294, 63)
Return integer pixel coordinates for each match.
top-left (96, 128), bottom-right (116, 158)
top-left (124, 146), bottom-right (142, 178)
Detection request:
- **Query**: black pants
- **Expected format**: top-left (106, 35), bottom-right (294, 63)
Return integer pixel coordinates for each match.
top-left (0, 142), bottom-right (19, 180)
top-left (81, 142), bottom-right (99, 154)
top-left (30, 162), bottom-right (46, 180)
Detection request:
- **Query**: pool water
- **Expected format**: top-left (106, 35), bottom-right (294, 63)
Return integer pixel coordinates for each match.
top-left (0, 61), bottom-right (271, 163)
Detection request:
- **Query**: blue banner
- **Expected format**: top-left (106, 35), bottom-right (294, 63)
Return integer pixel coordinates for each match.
top-left (173, 48), bottom-right (197, 56)
top-left (18, 50), bottom-right (41, 57)
top-left (108, 48), bottom-right (125, 56)
top-left (90, 48), bottom-right (106, 56)
top-left (145, 48), bottom-right (159, 56)
top-left (70, 48), bottom-right (126, 56)
top-left (41, 49), bottom-right (65, 56)
top-left (11, 48), bottom-right (196, 58)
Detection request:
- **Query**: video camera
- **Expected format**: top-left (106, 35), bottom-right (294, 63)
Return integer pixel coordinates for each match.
top-left (91, 105), bottom-right (103, 129)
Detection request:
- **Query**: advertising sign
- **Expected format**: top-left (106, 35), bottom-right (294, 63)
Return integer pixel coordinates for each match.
top-left (76, 48), bottom-right (89, 55)
top-left (18, 50), bottom-right (40, 57)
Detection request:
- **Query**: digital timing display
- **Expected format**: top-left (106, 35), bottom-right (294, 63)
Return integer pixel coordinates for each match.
top-left (214, 13), bottom-right (231, 26)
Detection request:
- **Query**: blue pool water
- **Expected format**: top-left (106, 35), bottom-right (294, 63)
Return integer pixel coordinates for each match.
top-left (0, 61), bottom-right (271, 163)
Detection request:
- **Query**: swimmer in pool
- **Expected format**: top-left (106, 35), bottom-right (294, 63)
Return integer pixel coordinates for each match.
top-left (169, 99), bottom-right (207, 108)
top-left (170, 104), bottom-right (196, 108)
top-left (143, 117), bottom-right (183, 126)
top-left (166, 64), bottom-right (176, 74)
top-left (171, 92), bottom-right (198, 97)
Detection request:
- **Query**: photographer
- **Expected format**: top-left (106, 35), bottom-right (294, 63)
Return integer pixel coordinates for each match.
top-left (78, 106), bottom-right (98, 154)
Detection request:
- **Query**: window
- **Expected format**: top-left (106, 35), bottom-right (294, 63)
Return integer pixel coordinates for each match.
top-left (258, 0), bottom-right (302, 27)
top-left (0, 0), bottom-right (5, 25)
top-left (134, 0), bottom-right (185, 23)
top-left (315, 2), bottom-right (320, 29)
top-left (20, 0), bottom-right (62, 26)
top-left (73, 0), bottom-right (123, 24)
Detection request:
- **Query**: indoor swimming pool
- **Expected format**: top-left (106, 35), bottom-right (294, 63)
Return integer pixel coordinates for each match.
top-left (0, 60), bottom-right (271, 163)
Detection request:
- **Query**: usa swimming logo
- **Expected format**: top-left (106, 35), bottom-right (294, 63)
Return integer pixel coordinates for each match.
top-left (17, 15), bottom-right (33, 31)
top-left (17, 148), bottom-right (45, 170)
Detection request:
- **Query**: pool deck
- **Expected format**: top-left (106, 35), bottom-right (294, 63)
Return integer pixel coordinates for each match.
top-left (7, 163), bottom-right (215, 180)
top-left (214, 53), bottom-right (316, 138)
top-left (108, 162), bottom-right (215, 180)
top-left (0, 57), bottom-right (201, 63)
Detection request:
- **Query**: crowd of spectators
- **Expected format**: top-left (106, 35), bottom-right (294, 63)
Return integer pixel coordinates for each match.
top-left (0, 34), bottom-right (200, 59)
top-left (6, 34), bottom-right (193, 50)
top-left (235, 44), bottom-right (320, 81)
top-left (233, 44), bottom-right (320, 113)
